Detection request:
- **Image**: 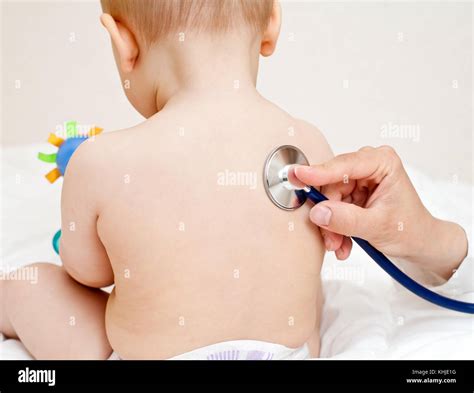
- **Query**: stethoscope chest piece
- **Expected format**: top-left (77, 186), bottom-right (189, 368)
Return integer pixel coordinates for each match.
top-left (263, 145), bottom-right (309, 210)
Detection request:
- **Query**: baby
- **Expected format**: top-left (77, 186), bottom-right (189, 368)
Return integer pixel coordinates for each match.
top-left (0, 0), bottom-right (333, 359)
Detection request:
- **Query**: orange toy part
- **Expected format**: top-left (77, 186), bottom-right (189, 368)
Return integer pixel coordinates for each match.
top-left (45, 168), bottom-right (61, 183)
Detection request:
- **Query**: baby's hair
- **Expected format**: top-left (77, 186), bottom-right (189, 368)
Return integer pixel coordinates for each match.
top-left (100, 0), bottom-right (274, 46)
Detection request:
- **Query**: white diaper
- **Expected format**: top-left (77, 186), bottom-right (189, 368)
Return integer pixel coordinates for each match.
top-left (109, 340), bottom-right (310, 360)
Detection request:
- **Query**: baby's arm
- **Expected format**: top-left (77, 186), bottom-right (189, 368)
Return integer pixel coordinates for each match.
top-left (60, 140), bottom-right (114, 288)
top-left (0, 141), bottom-right (114, 358)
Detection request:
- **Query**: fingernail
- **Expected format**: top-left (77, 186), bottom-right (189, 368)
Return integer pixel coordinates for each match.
top-left (310, 205), bottom-right (332, 226)
top-left (294, 165), bottom-right (314, 178)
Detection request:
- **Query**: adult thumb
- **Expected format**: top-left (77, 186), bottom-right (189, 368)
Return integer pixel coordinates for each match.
top-left (309, 201), bottom-right (377, 239)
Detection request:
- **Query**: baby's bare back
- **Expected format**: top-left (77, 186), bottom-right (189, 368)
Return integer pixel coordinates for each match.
top-left (95, 95), bottom-right (331, 359)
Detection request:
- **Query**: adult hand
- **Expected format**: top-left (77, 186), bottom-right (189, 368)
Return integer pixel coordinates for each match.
top-left (294, 146), bottom-right (468, 279)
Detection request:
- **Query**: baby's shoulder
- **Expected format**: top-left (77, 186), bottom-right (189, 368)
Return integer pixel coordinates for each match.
top-left (64, 126), bottom-right (141, 190)
top-left (291, 118), bottom-right (334, 164)
top-left (263, 100), bottom-right (333, 164)
top-left (68, 128), bottom-right (127, 169)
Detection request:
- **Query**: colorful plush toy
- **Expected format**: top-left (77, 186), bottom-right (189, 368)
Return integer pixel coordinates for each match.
top-left (38, 121), bottom-right (103, 183)
top-left (38, 121), bottom-right (103, 253)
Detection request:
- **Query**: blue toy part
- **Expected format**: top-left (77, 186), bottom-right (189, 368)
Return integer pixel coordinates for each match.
top-left (52, 229), bottom-right (61, 255)
top-left (56, 136), bottom-right (88, 176)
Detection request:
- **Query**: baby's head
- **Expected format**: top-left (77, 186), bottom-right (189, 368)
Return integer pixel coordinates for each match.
top-left (100, 0), bottom-right (280, 117)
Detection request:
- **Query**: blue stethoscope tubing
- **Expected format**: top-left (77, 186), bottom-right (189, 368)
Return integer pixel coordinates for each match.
top-left (299, 186), bottom-right (474, 314)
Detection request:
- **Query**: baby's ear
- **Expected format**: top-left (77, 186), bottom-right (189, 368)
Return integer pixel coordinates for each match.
top-left (100, 13), bottom-right (139, 73)
top-left (260, 0), bottom-right (282, 57)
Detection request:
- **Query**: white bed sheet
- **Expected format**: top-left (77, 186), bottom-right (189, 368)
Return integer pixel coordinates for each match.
top-left (1, 143), bottom-right (473, 359)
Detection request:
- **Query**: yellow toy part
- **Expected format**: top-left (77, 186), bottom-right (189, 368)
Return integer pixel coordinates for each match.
top-left (88, 127), bottom-right (103, 137)
top-left (47, 133), bottom-right (65, 147)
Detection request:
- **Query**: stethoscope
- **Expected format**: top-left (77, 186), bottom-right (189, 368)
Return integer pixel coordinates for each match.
top-left (263, 145), bottom-right (474, 314)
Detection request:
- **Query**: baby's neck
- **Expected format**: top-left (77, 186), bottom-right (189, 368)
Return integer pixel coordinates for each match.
top-left (148, 32), bottom-right (262, 110)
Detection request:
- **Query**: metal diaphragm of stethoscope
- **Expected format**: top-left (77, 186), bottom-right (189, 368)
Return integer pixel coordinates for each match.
top-left (263, 145), bottom-right (474, 314)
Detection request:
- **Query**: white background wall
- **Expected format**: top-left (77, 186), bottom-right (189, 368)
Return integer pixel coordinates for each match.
top-left (2, 0), bottom-right (473, 184)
